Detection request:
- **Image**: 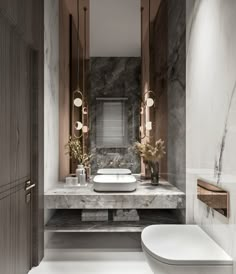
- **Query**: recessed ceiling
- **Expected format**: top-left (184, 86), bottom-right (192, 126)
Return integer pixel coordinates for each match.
top-left (90, 0), bottom-right (141, 57)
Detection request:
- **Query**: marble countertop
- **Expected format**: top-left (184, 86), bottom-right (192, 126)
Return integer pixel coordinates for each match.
top-left (44, 179), bottom-right (185, 209)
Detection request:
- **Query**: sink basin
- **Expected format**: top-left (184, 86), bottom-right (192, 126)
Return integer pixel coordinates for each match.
top-left (97, 168), bottom-right (132, 175)
top-left (93, 174), bottom-right (137, 192)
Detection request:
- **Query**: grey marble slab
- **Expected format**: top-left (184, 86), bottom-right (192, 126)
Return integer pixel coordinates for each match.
top-left (88, 57), bottom-right (141, 174)
top-left (167, 0), bottom-right (186, 195)
top-left (45, 209), bottom-right (181, 232)
top-left (44, 179), bottom-right (185, 209)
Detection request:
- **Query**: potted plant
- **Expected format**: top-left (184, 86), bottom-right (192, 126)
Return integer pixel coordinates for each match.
top-left (134, 139), bottom-right (166, 185)
top-left (65, 137), bottom-right (93, 181)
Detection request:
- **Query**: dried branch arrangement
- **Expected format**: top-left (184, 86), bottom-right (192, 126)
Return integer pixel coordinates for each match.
top-left (134, 139), bottom-right (166, 162)
top-left (65, 137), bottom-right (92, 168)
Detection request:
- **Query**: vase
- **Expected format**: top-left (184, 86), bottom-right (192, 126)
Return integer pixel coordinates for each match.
top-left (147, 161), bottom-right (159, 185)
top-left (76, 164), bottom-right (86, 185)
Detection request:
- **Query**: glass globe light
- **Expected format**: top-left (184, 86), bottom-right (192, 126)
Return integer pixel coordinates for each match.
top-left (75, 121), bottom-right (83, 130)
top-left (74, 98), bottom-right (83, 107)
top-left (82, 126), bottom-right (88, 133)
top-left (146, 98), bottom-right (154, 107)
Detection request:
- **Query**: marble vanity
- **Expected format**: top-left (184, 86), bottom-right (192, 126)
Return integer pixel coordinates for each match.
top-left (45, 179), bottom-right (185, 209)
top-left (45, 179), bottom-right (185, 233)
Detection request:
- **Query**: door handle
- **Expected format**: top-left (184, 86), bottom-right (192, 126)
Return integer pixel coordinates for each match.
top-left (25, 181), bottom-right (36, 192)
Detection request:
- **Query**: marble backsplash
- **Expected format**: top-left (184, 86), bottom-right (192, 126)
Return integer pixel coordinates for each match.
top-left (186, 0), bottom-right (236, 271)
top-left (167, 0), bottom-right (186, 194)
top-left (88, 57), bottom-right (141, 174)
top-left (150, 0), bottom-right (186, 194)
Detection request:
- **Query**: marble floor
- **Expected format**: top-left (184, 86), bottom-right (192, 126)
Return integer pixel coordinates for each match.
top-left (29, 249), bottom-right (152, 274)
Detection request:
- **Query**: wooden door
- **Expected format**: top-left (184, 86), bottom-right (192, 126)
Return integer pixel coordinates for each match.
top-left (0, 1), bottom-right (44, 273)
top-left (0, 15), bottom-right (32, 274)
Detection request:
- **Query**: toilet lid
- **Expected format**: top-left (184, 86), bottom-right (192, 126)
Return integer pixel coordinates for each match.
top-left (141, 225), bottom-right (232, 266)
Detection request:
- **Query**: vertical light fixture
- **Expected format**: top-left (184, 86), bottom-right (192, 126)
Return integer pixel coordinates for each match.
top-left (72, 2), bottom-right (89, 140)
top-left (140, 90), bottom-right (155, 139)
top-left (73, 90), bottom-right (83, 138)
top-left (72, 89), bottom-right (89, 138)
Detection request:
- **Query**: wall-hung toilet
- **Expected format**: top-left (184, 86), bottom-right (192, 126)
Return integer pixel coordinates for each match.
top-left (141, 225), bottom-right (233, 274)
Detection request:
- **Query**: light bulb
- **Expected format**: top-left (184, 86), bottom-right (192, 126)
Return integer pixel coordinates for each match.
top-left (146, 121), bottom-right (152, 131)
top-left (83, 107), bottom-right (88, 114)
top-left (74, 98), bottom-right (83, 107)
top-left (82, 126), bottom-right (88, 133)
top-left (75, 121), bottom-right (83, 130)
top-left (146, 98), bottom-right (154, 107)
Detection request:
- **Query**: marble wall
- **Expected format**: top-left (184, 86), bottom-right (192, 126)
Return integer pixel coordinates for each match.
top-left (150, 0), bottom-right (186, 195)
top-left (167, 0), bottom-right (186, 194)
top-left (88, 57), bottom-right (141, 174)
top-left (44, 0), bottom-right (59, 192)
top-left (44, 0), bottom-right (59, 244)
top-left (186, 0), bottom-right (236, 270)
top-left (150, 0), bottom-right (168, 179)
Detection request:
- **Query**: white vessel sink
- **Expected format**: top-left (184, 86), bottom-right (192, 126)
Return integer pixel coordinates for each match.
top-left (93, 174), bottom-right (137, 192)
top-left (97, 168), bottom-right (132, 175)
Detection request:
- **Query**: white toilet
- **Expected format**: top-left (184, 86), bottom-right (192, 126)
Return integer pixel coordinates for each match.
top-left (141, 225), bottom-right (233, 274)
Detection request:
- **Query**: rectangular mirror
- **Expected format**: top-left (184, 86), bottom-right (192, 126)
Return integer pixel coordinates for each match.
top-left (88, 0), bottom-right (141, 174)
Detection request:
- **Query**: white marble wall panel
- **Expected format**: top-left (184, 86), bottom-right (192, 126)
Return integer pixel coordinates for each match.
top-left (44, 0), bottom-right (59, 192)
top-left (44, 0), bottom-right (59, 245)
top-left (186, 0), bottom-right (236, 271)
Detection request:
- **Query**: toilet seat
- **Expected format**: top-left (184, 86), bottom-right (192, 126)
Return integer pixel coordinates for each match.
top-left (141, 225), bottom-right (233, 266)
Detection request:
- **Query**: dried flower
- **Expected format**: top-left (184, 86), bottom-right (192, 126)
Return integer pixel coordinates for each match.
top-left (133, 139), bottom-right (166, 162)
top-left (65, 137), bottom-right (93, 168)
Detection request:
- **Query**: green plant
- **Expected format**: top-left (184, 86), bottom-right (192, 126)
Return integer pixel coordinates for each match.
top-left (65, 137), bottom-right (92, 168)
top-left (133, 139), bottom-right (166, 162)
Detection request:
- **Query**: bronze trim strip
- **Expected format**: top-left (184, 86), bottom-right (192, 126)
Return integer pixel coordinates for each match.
top-left (197, 179), bottom-right (229, 218)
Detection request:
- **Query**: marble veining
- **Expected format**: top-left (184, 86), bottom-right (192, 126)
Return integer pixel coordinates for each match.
top-left (44, 0), bottom-right (59, 241)
top-left (214, 79), bottom-right (236, 184)
top-left (88, 57), bottom-right (141, 174)
top-left (45, 209), bottom-right (181, 233)
top-left (167, 0), bottom-right (186, 194)
top-left (186, 0), bottom-right (236, 271)
top-left (44, 0), bottom-right (59, 191)
top-left (44, 179), bottom-right (185, 209)
top-left (151, 0), bottom-right (186, 198)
